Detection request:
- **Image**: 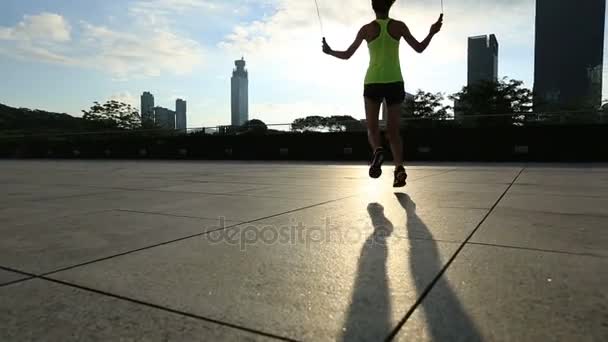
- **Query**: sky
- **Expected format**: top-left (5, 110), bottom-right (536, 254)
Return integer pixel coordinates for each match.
top-left (0, 0), bottom-right (607, 128)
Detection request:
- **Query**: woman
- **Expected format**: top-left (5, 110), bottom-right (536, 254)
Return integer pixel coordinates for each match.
top-left (322, 0), bottom-right (443, 187)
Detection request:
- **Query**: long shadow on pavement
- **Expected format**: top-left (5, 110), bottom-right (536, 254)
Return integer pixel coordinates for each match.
top-left (341, 203), bottom-right (393, 341)
top-left (395, 192), bottom-right (482, 341)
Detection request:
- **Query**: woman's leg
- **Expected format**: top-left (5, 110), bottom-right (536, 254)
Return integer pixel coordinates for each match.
top-left (386, 103), bottom-right (403, 167)
top-left (364, 97), bottom-right (382, 150)
top-left (386, 101), bottom-right (407, 187)
top-left (365, 97), bottom-right (385, 178)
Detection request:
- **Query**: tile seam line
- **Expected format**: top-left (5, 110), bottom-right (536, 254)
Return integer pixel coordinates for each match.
top-left (0, 265), bottom-right (37, 288)
top-left (385, 166), bottom-right (526, 341)
top-left (20, 276), bottom-right (300, 342)
top-left (39, 195), bottom-right (357, 277)
top-left (466, 241), bottom-right (607, 259)
top-left (113, 209), bottom-right (243, 222)
top-left (347, 168), bottom-right (459, 199)
top-left (0, 277), bottom-right (35, 288)
top-left (27, 191), bottom-right (119, 202)
top-left (0, 265), bottom-right (37, 276)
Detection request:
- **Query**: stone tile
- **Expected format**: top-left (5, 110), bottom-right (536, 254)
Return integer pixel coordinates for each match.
top-left (0, 210), bottom-right (233, 274)
top-left (471, 207), bottom-right (608, 257)
top-left (408, 181), bottom-right (509, 194)
top-left (185, 175), bottom-right (364, 189)
top-left (395, 244), bottom-right (608, 342)
top-left (39, 177), bottom-right (197, 191)
top-left (235, 185), bottom-right (363, 201)
top-left (235, 173), bottom-right (506, 206)
top-left (52, 200), bottom-right (462, 341)
top-left (145, 194), bottom-right (327, 222)
top-left (0, 204), bottom-right (107, 228)
top-left (0, 279), bottom-right (270, 341)
top-left (416, 169), bottom-right (521, 184)
top-left (244, 193), bottom-right (489, 243)
top-left (152, 182), bottom-right (268, 195)
top-left (508, 183), bottom-right (608, 198)
top-left (41, 190), bottom-right (322, 222)
top-left (0, 269), bottom-right (27, 285)
top-left (517, 169), bottom-right (608, 188)
top-left (499, 192), bottom-right (608, 216)
top-left (0, 183), bottom-right (116, 203)
top-left (1, 160), bottom-right (605, 341)
top-left (401, 182), bottom-right (506, 209)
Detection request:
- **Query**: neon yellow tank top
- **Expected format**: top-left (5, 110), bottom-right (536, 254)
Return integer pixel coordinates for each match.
top-left (364, 19), bottom-right (403, 85)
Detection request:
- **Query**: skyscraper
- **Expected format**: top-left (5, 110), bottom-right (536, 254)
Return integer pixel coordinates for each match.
top-left (176, 99), bottom-right (187, 132)
top-left (534, 0), bottom-right (606, 111)
top-left (231, 57), bottom-right (249, 126)
top-left (141, 92), bottom-right (155, 124)
top-left (467, 34), bottom-right (498, 86)
top-left (154, 107), bottom-right (176, 130)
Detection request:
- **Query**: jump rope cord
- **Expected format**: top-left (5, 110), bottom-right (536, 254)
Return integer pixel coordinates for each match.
top-left (313, 0), bottom-right (325, 37)
top-left (315, 0), bottom-right (444, 41)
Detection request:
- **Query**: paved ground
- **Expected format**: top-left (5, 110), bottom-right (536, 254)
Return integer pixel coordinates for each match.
top-left (0, 160), bottom-right (606, 341)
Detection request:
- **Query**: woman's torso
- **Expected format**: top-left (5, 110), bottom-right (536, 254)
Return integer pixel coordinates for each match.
top-left (364, 19), bottom-right (403, 85)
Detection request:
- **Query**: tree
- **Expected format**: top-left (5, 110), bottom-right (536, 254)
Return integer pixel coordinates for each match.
top-left (325, 115), bottom-right (364, 132)
top-left (291, 115), bottom-right (362, 132)
top-left (82, 100), bottom-right (141, 129)
top-left (291, 116), bottom-right (326, 132)
top-left (402, 90), bottom-right (450, 120)
top-left (0, 103), bottom-right (105, 133)
top-left (238, 119), bottom-right (268, 135)
top-left (449, 77), bottom-right (532, 126)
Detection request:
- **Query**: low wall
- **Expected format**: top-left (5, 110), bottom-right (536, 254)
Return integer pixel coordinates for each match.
top-left (1, 125), bottom-right (607, 162)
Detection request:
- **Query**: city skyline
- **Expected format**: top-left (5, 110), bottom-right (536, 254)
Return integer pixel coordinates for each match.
top-left (533, 0), bottom-right (606, 111)
top-left (176, 98), bottom-right (187, 131)
top-left (231, 57), bottom-right (249, 127)
top-left (140, 91), bottom-right (154, 124)
top-left (467, 34), bottom-right (499, 86)
top-left (0, 0), bottom-right (607, 128)
top-left (140, 91), bottom-right (187, 130)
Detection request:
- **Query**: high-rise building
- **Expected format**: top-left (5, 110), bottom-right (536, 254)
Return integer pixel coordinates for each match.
top-left (467, 34), bottom-right (498, 87)
top-left (141, 92), bottom-right (155, 124)
top-left (176, 99), bottom-right (187, 132)
top-left (454, 98), bottom-right (469, 123)
top-left (231, 57), bottom-right (249, 126)
top-left (154, 107), bottom-right (176, 130)
top-left (534, 0), bottom-right (606, 111)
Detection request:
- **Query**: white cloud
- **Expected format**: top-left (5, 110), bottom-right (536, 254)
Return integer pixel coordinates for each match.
top-left (0, 9), bottom-right (204, 79)
top-left (0, 28), bottom-right (11, 40)
top-left (0, 13), bottom-right (77, 66)
top-left (0, 44), bottom-right (76, 65)
top-left (131, 0), bottom-right (271, 13)
top-left (108, 92), bottom-right (139, 107)
top-left (0, 13), bottom-right (71, 42)
top-left (131, 0), bottom-right (225, 13)
top-left (80, 21), bottom-right (204, 78)
top-left (129, 0), bottom-right (258, 27)
top-left (215, 0), bottom-right (537, 120)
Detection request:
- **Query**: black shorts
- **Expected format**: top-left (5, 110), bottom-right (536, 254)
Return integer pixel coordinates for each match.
top-left (363, 82), bottom-right (405, 106)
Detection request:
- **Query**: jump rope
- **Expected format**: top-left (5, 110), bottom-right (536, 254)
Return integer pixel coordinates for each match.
top-left (314, 0), bottom-right (444, 39)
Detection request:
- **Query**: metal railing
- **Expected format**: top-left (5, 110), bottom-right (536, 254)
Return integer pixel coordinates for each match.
top-left (1, 110), bottom-right (606, 140)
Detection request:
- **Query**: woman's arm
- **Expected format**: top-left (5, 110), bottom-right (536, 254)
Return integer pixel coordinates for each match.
top-left (400, 14), bottom-right (443, 53)
top-left (322, 27), bottom-right (365, 60)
